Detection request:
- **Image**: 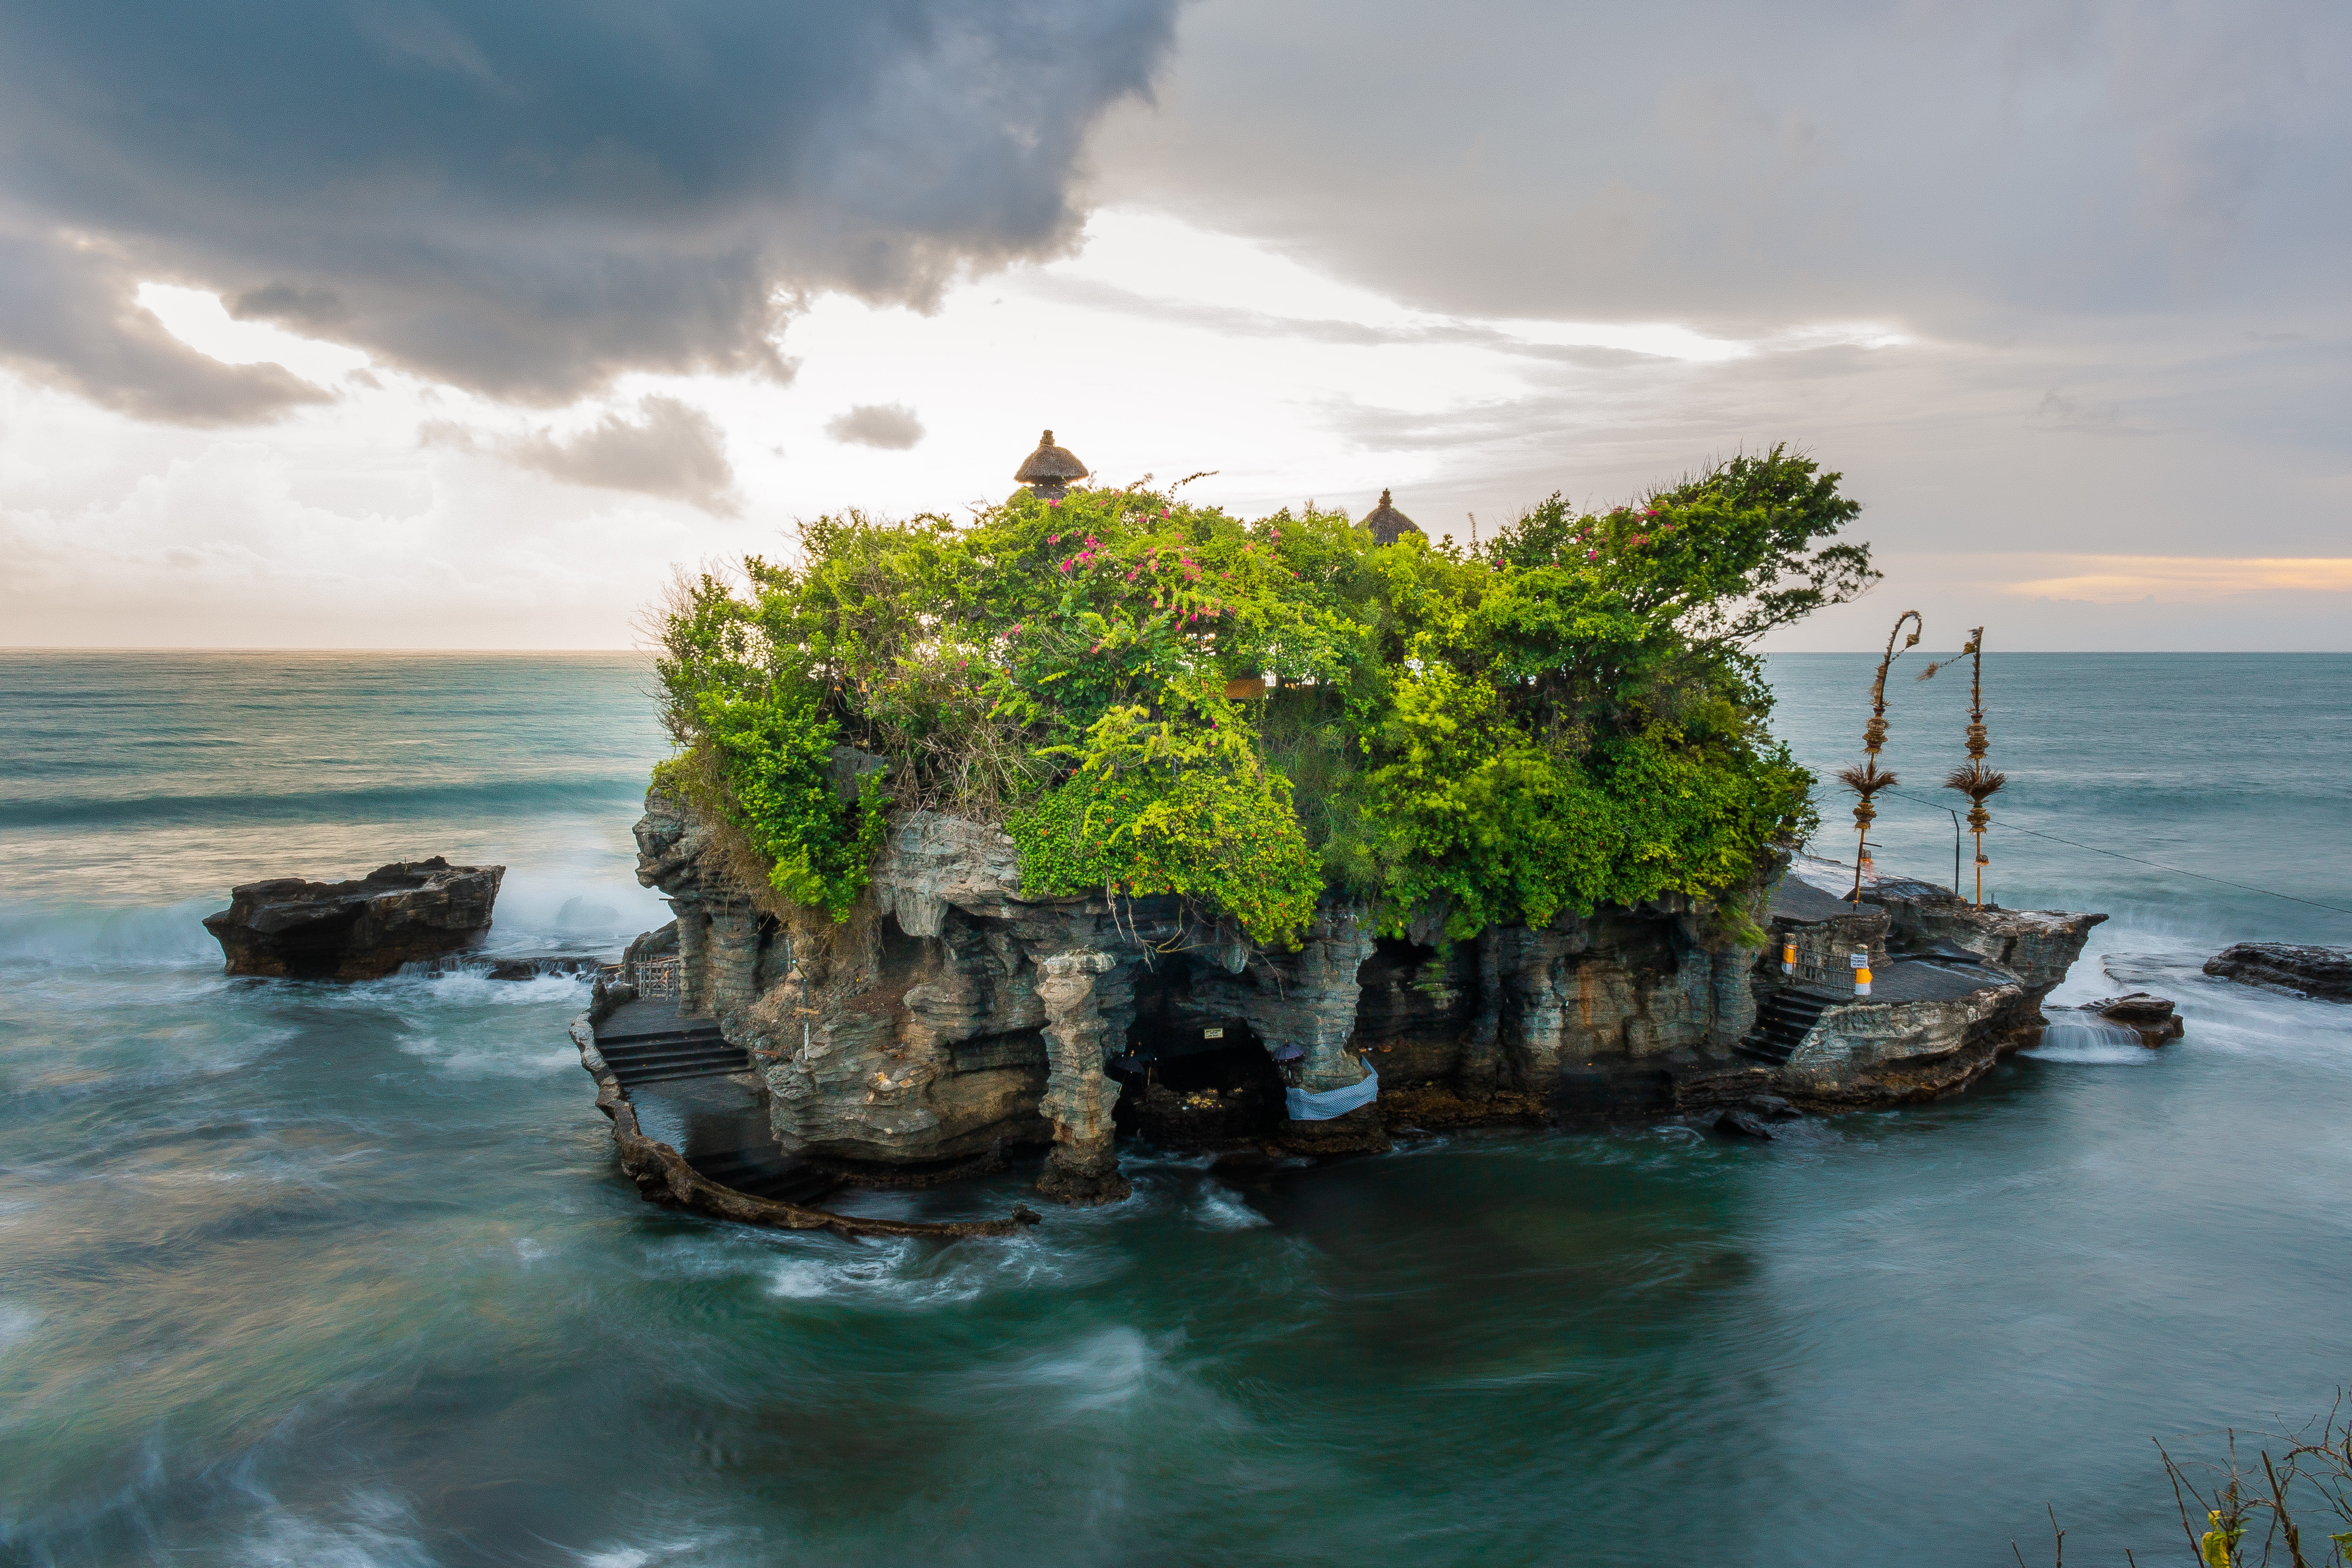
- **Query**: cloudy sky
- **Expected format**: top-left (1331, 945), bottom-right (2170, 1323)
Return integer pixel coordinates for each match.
top-left (1, 0), bottom-right (2345, 650)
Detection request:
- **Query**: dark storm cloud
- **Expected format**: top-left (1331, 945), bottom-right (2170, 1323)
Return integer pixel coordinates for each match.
top-left (1094, 0), bottom-right (2352, 329)
top-left (826, 403), bottom-right (927, 450)
top-left (0, 0), bottom-right (1180, 420)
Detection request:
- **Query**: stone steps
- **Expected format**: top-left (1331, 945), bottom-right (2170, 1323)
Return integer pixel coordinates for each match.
top-left (1736, 986), bottom-right (1841, 1066)
top-left (593, 998), bottom-right (743, 1086)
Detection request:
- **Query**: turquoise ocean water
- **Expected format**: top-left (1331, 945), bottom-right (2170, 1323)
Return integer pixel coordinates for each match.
top-left (1, 649), bottom-right (2347, 1566)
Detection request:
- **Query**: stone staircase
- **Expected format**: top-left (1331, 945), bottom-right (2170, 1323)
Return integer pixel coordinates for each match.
top-left (592, 999), bottom-right (746, 1087)
top-left (1736, 986), bottom-right (1841, 1066)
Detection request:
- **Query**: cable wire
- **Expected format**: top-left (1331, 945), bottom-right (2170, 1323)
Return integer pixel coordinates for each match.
top-left (1845, 785), bottom-right (2352, 920)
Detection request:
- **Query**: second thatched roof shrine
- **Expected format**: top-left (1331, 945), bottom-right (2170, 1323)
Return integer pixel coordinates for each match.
top-left (1362, 489), bottom-right (1422, 546)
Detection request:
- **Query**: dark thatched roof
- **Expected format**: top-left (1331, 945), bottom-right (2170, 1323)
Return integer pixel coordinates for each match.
top-left (1013, 429), bottom-right (1088, 484)
top-left (1362, 489), bottom-right (1422, 546)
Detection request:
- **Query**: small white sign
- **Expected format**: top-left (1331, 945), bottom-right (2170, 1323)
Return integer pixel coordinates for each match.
top-left (1203, 1026), bottom-right (1225, 1039)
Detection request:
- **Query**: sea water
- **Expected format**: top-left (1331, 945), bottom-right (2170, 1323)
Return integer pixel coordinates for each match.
top-left (1, 649), bottom-right (2347, 1566)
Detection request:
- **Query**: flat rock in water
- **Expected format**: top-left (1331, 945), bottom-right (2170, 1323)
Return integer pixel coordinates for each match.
top-left (2083, 991), bottom-right (2184, 1045)
top-left (1715, 1108), bottom-right (1778, 1140)
top-left (203, 857), bottom-right (504, 979)
top-left (2087, 991), bottom-right (2178, 1024)
top-left (2202, 943), bottom-right (2352, 1002)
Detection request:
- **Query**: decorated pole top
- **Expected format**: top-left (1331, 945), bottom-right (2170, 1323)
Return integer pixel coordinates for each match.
top-left (1014, 429), bottom-right (1088, 500)
top-left (1864, 610), bottom-right (1925, 757)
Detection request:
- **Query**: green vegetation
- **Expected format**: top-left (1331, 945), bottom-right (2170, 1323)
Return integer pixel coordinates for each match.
top-left (651, 447), bottom-right (1874, 946)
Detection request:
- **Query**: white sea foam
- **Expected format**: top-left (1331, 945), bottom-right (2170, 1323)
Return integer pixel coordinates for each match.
top-left (0, 1303), bottom-right (39, 1352)
top-left (634, 1220), bottom-right (1106, 1308)
top-left (394, 1025), bottom-right (579, 1081)
top-left (945, 1325), bottom-right (1256, 1445)
top-left (1020, 1325), bottom-right (1161, 1413)
top-left (0, 898), bottom-right (224, 967)
top-left (1189, 1179), bottom-right (1271, 1230)
top-left (2024, 1015), bottom-right (2158, 1063)
top-left (574, 1530), bottom-right (750, 1567)
top-left (231, 1489), bottom-right (435, 1568)
top-left (755, 1228), bottom-right (1118, 1307)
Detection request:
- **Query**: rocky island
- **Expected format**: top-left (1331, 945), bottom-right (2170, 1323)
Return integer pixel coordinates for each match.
top-left (579, 436), bottom-right (2105, 1221)
top-left (206, 857), bottom-right (504, 979)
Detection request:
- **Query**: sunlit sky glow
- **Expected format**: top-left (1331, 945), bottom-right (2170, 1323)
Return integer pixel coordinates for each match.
top-left (2, 0), bottom-right (2345, 650)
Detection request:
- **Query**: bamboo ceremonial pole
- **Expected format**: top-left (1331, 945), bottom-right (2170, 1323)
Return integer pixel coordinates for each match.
top-left (1840, 610), bottom-right (1923, 903)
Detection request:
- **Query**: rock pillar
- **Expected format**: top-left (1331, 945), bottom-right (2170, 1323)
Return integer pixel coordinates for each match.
top-left (1271, 906), bottom-right (1388, 1153)
top-left (1459, 930), bottom-right (1506, 1096)
top-left (1034, 951), bottom-right (1133, 1204)
top-left (704, 897), bottom-right (765, 1023)
top-left (1709, 945), bottom-right (1758, 1050)
top-left (675, 905), bottom-right (713, 1015)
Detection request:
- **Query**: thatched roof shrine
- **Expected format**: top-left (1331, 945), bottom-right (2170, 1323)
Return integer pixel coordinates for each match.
top-left (1014, 430), bottom-right (1088, 498)
top-left (1362, 489), bottom-right (1422, 545)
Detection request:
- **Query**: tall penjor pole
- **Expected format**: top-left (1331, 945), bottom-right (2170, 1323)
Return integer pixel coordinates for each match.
top-left (1935, 629), bottom-right (2005, 906)
top-left (1838, 610), bottom-right (1922, 903)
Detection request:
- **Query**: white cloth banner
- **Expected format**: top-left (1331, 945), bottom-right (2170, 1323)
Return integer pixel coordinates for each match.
top-left (1283, 1057), bottom-right (1379, 1121)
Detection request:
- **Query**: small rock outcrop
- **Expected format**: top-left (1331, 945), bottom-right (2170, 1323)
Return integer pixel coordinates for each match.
top-left (2085, 992), bottom-right (2185, 1045)
top-left (1715, 1096), bottom-right (1804, 1140)
top-left (2202, 943), bottom-right (2352, 1002)
top-left (1718, 864), bottom-right (2106, 1106)
top-left (203, 858), bottom-right (504, 979)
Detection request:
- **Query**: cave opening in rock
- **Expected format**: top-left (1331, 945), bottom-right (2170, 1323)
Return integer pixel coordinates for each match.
top-left (1108, 954), bottom-right (1290, 1146)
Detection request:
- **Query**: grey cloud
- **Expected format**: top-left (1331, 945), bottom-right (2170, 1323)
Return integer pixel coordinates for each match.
top-left (0, 229), bottom-right (332, 424)
top-left (2028, 390), bottom-right (2150, 437)
top-left (0, 0), bottom-right (1180, 417)
top-left (428, 395), bottom-right (741, 513)
top-left (1090, 0), bottom-right (2351, 329)
top-left (827, 403), bottom-right (927, 450)
top-left (1034, 274), bottom-right (1675, 363)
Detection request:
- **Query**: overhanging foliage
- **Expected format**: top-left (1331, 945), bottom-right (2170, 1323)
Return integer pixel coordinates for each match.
top-left (652, 445), bottom-right (1868, 946)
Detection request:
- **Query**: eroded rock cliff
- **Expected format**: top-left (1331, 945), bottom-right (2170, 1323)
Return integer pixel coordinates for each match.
top-left (628, 796), bottom-right (2102, 1202)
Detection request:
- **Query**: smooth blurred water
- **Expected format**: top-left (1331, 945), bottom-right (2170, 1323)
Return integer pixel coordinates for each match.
top-left (1, 650), bottom-right (2347, 1567)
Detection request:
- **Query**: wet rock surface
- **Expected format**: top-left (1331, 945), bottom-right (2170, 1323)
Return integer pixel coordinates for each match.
top-left (1715, 1095), bottom-right (1805, 1139)
top-left (619, 801), bottom-right (2105, 1203)
top-left (2085, 992), bottom-right (2185, 1044)
top-left (203, 857), bottom-right (503, 979)
top-left (2203, 943), bottom-right (2352, 1002)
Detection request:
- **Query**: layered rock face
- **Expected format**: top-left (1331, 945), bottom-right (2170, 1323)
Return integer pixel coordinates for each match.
top-left (631, 797), bottom-right (2101, 1201)
top-left (204, 858), bottom-right (503, 979)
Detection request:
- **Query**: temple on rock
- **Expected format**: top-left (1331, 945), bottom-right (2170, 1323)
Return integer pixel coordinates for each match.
top-left (571, 432), bottom-right (2106, 1233)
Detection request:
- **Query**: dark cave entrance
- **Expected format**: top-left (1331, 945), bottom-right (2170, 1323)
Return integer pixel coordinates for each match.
top-left (1107, 956), bottom-right (1289, 1146)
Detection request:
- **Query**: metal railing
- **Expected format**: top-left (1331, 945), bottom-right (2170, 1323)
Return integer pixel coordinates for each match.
top-left (626, 956), bottom-right (684, 1000)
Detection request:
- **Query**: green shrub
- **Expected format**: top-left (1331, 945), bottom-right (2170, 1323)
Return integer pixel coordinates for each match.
top-left (648, 447), bottom-right (1871, 941)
